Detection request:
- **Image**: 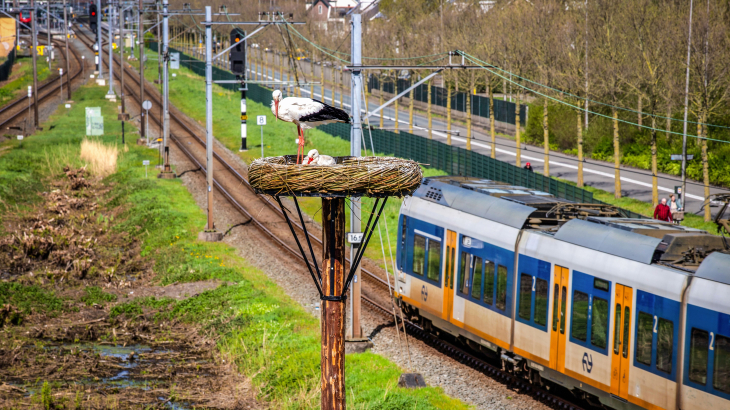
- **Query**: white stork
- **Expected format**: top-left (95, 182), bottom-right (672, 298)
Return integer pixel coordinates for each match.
top-left (271, 90), bottom-right (351, 164)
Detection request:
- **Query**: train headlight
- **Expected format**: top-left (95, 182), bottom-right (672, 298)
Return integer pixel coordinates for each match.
top-left (398, 270), bottom-right (406, 282)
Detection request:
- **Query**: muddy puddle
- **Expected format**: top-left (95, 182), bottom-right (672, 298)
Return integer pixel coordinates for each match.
top-left (0, 308), bottom-right (258, 409)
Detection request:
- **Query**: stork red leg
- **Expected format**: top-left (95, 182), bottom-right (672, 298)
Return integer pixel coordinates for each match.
top-left (297, 126), bottom-right (305, 164)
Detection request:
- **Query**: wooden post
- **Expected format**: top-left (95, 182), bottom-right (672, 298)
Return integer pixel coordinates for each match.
top-left (321, 197), bottom-right (346, 410)
top-left (394, 75), bottom-right (399, 133)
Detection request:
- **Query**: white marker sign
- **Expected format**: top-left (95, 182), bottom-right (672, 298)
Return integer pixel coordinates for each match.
top-left (256, 115), bottom-right (266, 126)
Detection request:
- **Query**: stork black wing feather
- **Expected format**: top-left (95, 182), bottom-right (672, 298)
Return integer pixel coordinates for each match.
top-left (299, 99), bottom-right (351, 123)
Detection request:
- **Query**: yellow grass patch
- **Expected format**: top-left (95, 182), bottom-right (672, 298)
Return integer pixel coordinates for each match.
top-left (80, 139), bottom-right (118, 177)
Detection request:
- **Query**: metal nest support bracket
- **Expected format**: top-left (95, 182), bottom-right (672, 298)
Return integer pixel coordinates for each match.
top-left (273, 194), bottom-right (388, 301)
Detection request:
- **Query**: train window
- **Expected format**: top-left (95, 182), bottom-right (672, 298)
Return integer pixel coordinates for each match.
top-left (560, 287), bottom-right (566, 334)
top-left (656, 319), bottom-right (674, 374)
top-left (622, 306), bottom-right (630, 358)
top-left (714, 334), bottom-right (730, 393)
top-left (571, 291), bottom-right (589, 341)
top-left (534, 278), bottom-right (548, 327)
top-left (470, 257), bottom-right (483, 300)
top-left (483, 261), bottom-right (494, 305)
top-left (458, 252), bottom-right (470, 295)
top-left (449, 248), bottom-right (455, 289)
top-left (495, 265), bottom-right (507, 311)
top-left (552, 284), bottom-right (559, 331)
top-left (636, 312), bottom-right (653, 365)
top-left (427, 240), bottom-right (441, 282)
top-left (614, 304), bottom-right (622, 355)
top-left (591, 297), bottom-right (609, 349)
top-left (689, 328), bottom-right (709, 385)
top-left (519, 274), bottom-right (532, 320)
top-left (413, 235), bottom-right (426, 276)
top-left (594, 278), bottom-right (609, 292)
top-left (400, 217), bottom-right (407, 270)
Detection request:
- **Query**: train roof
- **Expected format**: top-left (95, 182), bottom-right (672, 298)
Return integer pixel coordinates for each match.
top-left (414, 176), bottom-right (730, 269)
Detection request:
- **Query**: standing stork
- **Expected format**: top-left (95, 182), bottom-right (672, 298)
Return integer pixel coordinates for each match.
top-left (271, 90), bottom-right (351, 163)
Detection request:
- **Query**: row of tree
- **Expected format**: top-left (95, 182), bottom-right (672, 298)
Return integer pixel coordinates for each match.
top-left (171, 0), bottom-right (730, 220)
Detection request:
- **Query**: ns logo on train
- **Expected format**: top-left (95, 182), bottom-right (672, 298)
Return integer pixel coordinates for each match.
top-left (582, 352), bottom-right (593, 373)
top-left (421, 285), bottom-right (428, 302)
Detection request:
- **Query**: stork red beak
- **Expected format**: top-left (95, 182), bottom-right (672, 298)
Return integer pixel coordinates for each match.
top-left (274, 100), bottom-right (279, 121)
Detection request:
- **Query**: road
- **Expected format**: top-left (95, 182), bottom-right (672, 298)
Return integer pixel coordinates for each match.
top-left (249, 65), bottom-right (729, 216)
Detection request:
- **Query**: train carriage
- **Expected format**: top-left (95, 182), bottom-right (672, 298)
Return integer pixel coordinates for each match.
top-left (395, 176), bottom-right (730, 410)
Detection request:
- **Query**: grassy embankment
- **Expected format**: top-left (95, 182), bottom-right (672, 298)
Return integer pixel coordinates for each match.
top-left (0, 83), bottom-right (470, 409)
top-left (0, 57), bottom-right (56, 109)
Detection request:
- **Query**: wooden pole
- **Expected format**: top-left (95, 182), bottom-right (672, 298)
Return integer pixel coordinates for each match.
top-left (321, 197), bottom-right (346, 410)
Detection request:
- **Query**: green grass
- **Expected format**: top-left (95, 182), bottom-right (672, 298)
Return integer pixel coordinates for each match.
top-left (0, 56), bottom-right (56, 108)
top-left (80, 286), bottom-right (117, 306)
top-left (0, 79), bottom-right (467, 408)
top-left (0, 283), bottom-right (66, 324)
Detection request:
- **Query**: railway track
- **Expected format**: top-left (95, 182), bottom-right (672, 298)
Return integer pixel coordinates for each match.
top-left (75, 26), bottom-right (586, 410)
top-left (0, 40), bottom-right (84, 132)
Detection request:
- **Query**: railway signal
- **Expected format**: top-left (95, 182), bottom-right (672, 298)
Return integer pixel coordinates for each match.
top-left (229, 28), bottom-right (247, 151)
top-left (89, 3), bottom-right (97, 32)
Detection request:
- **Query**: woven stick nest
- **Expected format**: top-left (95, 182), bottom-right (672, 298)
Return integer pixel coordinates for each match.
top-left (249, 155), bottom-right (423, 197)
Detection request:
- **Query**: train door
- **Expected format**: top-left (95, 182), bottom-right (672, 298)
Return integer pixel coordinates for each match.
top-left (610, 284), bottom-right (633, 399)
top-left (442, 230), bottom-right (457, 321)
top-left (549, 265), bottom-right (570, 372)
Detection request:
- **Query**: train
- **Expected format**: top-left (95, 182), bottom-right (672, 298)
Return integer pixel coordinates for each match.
top-left (394, 176), bottom-right (730, 410)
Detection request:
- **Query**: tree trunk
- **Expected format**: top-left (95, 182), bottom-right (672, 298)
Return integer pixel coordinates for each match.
top-left (666, 108), bottom-right (672, 141)
top-left (339, 68), bottom-right (343, 108)
top-left (542, 98), bottom-right (550, 177)
top-left (427, 80), bottom-right (432, 139)
top-left (310, 50), bottom-right (315, 98)
top-left (700, 113), bottom-right (710, 222)
top-left (409, 80), bottom-right (414, 133)
top-left (613, 107), bottom-right (621, 198)
top-left (394, 75), bottom-right (399, 133)
top-left (332, 66), bottom-right (337, 108)
top-left (651, 116), bottom-right (658, 206)
top-left (515, 89), bottom-right (522, 167)
top-left (638, 95), bottom-right (643, 127)
top-left (379, 75), bottom-right (384, 128)
top-left (466, 76), bottom-right (473, 150)
top-left (577, 110), bottom-right (584, 187)
top-left (489, 81), bottom-right (495, 159)
top-left (320, 59), bottom-right (325, 103)
top-left (446, 80), bottom-right (452, 145)
top-left (321, 198), bottom-right (346, 410)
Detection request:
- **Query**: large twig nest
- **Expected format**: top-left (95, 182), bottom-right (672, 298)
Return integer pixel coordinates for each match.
top-left (248, 155), bottom-right (423, 197)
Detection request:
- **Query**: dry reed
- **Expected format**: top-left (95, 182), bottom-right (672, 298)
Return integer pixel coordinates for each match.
top-left (249, 155), bottom-right (423, 197)
top-left (80, 139), bottom-right (118, 178)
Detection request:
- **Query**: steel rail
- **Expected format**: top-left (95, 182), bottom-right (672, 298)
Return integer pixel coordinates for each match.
top-left (77, 26), bottom-right (588, 410)
top-left (0, 39), bottom-right (83, 130)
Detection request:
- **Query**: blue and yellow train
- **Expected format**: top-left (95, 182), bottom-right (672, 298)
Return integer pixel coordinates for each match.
top-left (395, 176), bottom-right (730, 410)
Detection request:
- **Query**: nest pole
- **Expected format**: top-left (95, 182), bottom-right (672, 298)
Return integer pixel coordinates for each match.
top-left (321, 197), bottom-right (346, 410)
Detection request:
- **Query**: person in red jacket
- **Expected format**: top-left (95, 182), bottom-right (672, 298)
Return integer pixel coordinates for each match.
top-left (654, 198), bottom-right (673, 222)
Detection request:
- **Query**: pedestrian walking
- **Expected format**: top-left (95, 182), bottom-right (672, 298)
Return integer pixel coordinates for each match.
top-left (669, 194), bottom-right (683, 225)
top-left (654, 198), bottom-right (673, 223)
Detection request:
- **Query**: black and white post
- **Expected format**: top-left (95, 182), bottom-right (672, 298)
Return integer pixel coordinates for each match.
top-left (96, 0), bottom-right (102, 77)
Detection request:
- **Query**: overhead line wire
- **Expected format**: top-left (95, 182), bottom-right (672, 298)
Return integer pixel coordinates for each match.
top-left (464, 52), bottom-right (730, 131)
top-left (461, 52), bottom-right (729, 145)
